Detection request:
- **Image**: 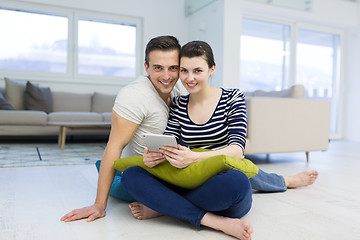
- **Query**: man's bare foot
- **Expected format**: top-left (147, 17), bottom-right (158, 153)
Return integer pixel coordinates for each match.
top-left (284, 170), bottom-right (319, 188)
top-left (129, 202), bottom-right (162, 220)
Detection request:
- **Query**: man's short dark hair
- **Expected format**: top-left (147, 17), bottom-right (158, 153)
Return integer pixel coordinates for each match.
top-left (145, 36), bottom-right (181, 66)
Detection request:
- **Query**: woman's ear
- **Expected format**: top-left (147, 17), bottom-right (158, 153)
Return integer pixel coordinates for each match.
top-left (209, 65), bottom-right (216, 76)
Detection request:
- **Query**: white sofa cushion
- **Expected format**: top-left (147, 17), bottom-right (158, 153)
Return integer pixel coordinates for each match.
top-left (101, 112), bottom-right (112, 122)
top-left (0, 110), bottom-right (47, 125)
top-left (48, 112), bottom-right (103, 122)
top-left (244, 85), bottom-right (305, 98)
top-left (52, 92), bottom-right (92, 112)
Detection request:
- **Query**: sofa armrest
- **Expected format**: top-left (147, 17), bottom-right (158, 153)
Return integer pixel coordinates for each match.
top-left (245, 97), bottom-right (330, 155)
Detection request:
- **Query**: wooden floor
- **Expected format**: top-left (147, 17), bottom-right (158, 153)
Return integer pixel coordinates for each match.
top-left (0, 140), bottom-right (359, 240)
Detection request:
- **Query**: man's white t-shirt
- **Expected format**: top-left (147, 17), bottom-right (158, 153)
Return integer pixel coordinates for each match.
top-left (113, 76), bottom-right (187, 158)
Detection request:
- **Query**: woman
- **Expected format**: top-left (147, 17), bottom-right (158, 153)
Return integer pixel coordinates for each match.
top-left (121, 41), bottom-right (253, 240)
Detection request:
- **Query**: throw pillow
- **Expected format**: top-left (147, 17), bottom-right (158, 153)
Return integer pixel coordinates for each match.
top-left (91, 92), bottom-right (116, 113)
top-left (24, 81), bottom-right (53, 113)
top-left (113, 149), bottom-right (259, 190)
top-left (0, 92), bottom-right (14, 110)
top-left (251, 85), bottom-right (305, 98)
top-left (4, 77), bottom-right (26, 110)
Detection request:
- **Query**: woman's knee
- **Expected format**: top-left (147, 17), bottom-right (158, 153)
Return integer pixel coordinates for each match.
top-left (224, 170), bottom-right (251, 192)
top-left (225, 170), bottom-right (252, 206)
top-left (209, 170), bottom-right (252, 218)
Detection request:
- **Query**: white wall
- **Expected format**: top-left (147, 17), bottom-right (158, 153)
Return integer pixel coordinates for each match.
top-left (343, 8), bottom-right (360, 142)
top-left (185, 0), bottom-right (225, 88)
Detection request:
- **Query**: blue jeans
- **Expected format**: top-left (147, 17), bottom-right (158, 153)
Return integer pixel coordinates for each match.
top-left (250, 169), bottom-right (287, 192)
top-left (95, 160), bottom-right (136, 202)
top-left (121, 167), bottom-right (252, 229)
top-left (96, 160), bottom-right (286, 202)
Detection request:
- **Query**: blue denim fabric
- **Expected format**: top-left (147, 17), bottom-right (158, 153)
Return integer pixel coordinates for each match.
top-left (121, 167), bottom-right (252, 229)
top-left (95, 160), bottom-right (136, 202)
top-left (249, 169), bottom-right (287, 192)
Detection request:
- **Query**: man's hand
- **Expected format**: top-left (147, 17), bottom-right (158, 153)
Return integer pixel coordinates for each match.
top-left (142, 147), bottom-right (166, 168)
top-left (60, 204), bottom-right (106, 222)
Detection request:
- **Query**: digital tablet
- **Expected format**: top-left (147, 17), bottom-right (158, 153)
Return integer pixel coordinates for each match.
top-left (142, 133), bottom-right (178, 152)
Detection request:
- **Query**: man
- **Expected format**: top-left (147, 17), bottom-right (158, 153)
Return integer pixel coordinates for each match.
top-left (61, 35), bottom-right (318, 223)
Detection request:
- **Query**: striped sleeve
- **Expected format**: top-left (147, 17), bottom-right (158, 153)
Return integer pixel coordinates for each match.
top-left (225, 89), bottom-right (247, 151)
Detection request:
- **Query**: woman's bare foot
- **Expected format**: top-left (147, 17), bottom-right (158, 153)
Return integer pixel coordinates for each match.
top-left (223, 218), bottom-right (253, 240)
top-left (129, 202), bottom-right (162, 220)
top-left (201, 213), bottom-right (253, 240)
top-left (284, 170), bottom-right (319, 188)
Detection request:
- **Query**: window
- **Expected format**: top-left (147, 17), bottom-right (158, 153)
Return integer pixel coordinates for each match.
top-left (296, 29), bottom-right (341, 134)
top-left (0, 9), bottom-right (68, 73)
top-left (78, 19), bottom-right (137, 77)
top-left (0, 4), bottom-right (141, 81)
top-left (240, 19), bottom-right (290, 91)
top-left (240, 18), bottom-right (342, 138)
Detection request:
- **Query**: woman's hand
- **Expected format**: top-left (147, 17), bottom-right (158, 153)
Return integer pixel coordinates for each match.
top-left (160, 145), bottom-right (198, 169)
top-left (142, 147), bottom-right (166, 168)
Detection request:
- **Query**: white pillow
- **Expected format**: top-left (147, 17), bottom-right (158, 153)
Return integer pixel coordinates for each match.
top-left (91, 92), bottom-right (116, 113)
top-left (248, 85), bottom-right (305, 98)
top-left (5, 77), bottom-right (26, 110)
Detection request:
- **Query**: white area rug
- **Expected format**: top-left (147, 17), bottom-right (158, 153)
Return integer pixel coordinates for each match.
top-left (0, 143), bottom-right (105, 167)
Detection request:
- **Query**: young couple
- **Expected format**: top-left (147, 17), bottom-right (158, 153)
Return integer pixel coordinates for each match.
top-left (61, 36), bottom-right (318, 240)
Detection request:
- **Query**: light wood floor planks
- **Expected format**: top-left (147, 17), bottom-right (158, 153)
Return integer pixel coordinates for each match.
top-left (0, 140), bottom-right (359, 240)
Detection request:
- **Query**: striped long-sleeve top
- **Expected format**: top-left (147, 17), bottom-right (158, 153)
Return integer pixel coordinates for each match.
top-left (164, 88), bottom-right (247, 152)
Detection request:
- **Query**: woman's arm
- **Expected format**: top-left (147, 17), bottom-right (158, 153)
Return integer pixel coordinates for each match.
top-left (161, 89), bottom-right (247, 169)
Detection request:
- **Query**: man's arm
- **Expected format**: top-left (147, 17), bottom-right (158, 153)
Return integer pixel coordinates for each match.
top-left (61, 111), bottom-right (139, 222)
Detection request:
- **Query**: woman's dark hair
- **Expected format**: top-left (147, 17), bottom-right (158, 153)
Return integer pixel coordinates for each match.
top-left (145, 35), bottom-right (181, 66)
top-left (180, 41), bottom-right (215, 68)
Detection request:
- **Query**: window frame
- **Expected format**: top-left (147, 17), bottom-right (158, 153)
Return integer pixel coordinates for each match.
top-left (295, 22), bottom-right (345, 140)
top-left (240, 17), bottom-right (293, 91)
top-left (240, 15), bottom-right (345, 139)
top-left (0, 1), bottom-right (143, 86)
top-left (73, 11), bottom-right (142, 83)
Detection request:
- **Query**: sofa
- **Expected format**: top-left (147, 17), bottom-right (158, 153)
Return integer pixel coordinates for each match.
top-left (0, 78), bottom-right (115, 137)
top-left (0, 78), bottom-right (330, 160)
top-left (244, 85), bottom-right (331, 161)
